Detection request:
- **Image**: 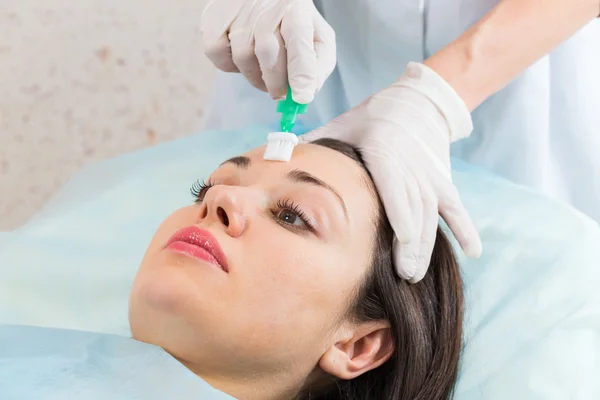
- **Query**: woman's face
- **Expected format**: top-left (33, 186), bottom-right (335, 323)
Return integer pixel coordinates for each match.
top-left (129, 142), bottom-right (382, 391)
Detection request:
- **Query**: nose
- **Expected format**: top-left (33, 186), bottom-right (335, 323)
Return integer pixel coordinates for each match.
top-left (198, 185), bottom-right (263, 237)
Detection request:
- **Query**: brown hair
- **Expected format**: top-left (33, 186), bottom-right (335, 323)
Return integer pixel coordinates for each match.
top-left (297, 138), bottom-right (464, 400)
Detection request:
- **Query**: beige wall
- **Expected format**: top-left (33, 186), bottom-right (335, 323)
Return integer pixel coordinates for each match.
top-left (0, 0), bottom-right (215, 230)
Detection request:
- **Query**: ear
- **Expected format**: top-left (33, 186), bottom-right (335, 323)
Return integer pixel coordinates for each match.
top-left (318, 321), bottom-right (394, 380)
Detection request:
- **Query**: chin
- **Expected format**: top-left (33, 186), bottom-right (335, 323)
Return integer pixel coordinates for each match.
top-left (131, 277), bottom-right (190, 320)
top-left (128, 290), bottom-right (186, 351)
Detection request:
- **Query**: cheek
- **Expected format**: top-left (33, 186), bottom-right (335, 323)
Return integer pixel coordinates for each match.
top-left (241, 236), bottom-right (356, 329)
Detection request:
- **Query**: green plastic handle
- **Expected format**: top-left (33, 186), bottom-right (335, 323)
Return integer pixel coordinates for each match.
top-left (277, 86), bottom-right (308, 133)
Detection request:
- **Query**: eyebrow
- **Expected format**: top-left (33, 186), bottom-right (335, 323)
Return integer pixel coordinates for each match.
top-left (287, 169), bottom-right (348, 220)
top-left (221, 156), bottom-right (251, 169)
top-left (220, 156), bottom-right (348, 219)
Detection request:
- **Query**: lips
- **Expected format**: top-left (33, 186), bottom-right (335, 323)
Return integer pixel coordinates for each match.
top-left (165, 226), bottom-right (229, 272)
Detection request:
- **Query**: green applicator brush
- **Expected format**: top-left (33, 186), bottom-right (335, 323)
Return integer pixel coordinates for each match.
top-left (263, 87), bottom-right (309, 162)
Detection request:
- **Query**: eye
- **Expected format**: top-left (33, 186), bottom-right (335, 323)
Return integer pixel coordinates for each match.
top-left (190, 179), bottom-right (214, 203)
top-left (276, 209), bottom-right (305, 227)
top-left (273, 199), bottom-right (315, 232)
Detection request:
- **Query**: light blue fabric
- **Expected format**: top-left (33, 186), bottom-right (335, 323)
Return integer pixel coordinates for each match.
top-left (0, 126), bottom-right (599, 399)
top-left (0, 324), bottom-right (235, 400)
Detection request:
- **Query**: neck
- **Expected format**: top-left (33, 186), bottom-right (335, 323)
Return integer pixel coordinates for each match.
top-left (180, 359), bottom-right (310, 400)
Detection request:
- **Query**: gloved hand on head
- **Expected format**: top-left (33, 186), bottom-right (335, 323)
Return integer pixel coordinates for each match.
top-left (199, 0), bottom-right (481, 282)
top-left (200, 0), bottom-right (336, 104)
top-left (301, 62), bottom-right (483, 283)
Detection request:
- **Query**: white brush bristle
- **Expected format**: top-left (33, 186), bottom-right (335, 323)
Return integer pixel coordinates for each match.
top-left (263, 132), bottom-right (299, 162)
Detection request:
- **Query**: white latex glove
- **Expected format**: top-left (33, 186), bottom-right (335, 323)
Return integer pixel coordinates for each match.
top-left (200, 0), bottom-right (336, 104)
top-left (302, 62), bottom-right (483, 283)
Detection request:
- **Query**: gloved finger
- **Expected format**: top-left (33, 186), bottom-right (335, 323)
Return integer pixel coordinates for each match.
top-left (438, 184), bottom-right (482, 259)
top-left (255, 29), bottom-right (288, 100)
top-left (281, 5), bottom-right (318, 104)
top-left (408, 187), bottom-right (438, 284)
top-left (366, 148), bottom-right (414, 244)
top-left (312, 13), bottom-right (336, 92)
top-left (200, 0), bottom-right (240, 73)
top-left (229, 30), bottom-right (268, 92)
top-left (393, 172), bottom-right (423, 280)
top-left (203, 33), bottom-right (240, 73)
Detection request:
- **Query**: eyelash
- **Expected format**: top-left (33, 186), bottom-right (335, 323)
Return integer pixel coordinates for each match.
top-left (273, 199), bottom-right (316, 233)
top-left (190, 179), bottom-right (214, 202)
top-left (189, 180), bottom-right (315, 233)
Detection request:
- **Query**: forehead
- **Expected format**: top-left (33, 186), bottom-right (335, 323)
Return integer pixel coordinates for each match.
top-left (250, 143), bottom-right (370, 191)
top-left (217, 143), bottom-right (378, 216)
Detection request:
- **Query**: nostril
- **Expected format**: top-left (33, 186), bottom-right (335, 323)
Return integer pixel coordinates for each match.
top-left (217, 206), bottom-right (229, 227)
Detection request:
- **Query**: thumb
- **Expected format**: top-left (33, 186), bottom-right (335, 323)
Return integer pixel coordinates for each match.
top-left (299, 114), bottom-right (353, 144)
top-left (299, 125), bottom-right (336, 143)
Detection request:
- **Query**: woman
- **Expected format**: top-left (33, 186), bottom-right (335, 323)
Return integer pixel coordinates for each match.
top-left (129, 138), bottom-right (464, 399)
top-left (200, 0), bottom-right (600, 283)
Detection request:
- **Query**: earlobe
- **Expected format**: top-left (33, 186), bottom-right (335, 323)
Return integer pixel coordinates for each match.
top-left (319, 322), bottom-right (394, 380)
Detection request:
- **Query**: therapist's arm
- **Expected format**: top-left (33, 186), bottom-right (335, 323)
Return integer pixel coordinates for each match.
top-left (424, 0), bottom-right (600, 111)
